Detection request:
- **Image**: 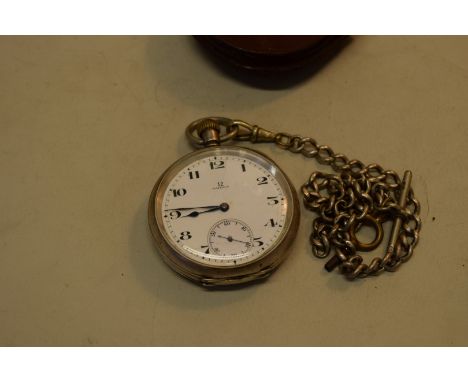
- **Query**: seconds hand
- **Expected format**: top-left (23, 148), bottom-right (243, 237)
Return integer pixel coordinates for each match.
top-left (217, 235), bottom-right (250, 245)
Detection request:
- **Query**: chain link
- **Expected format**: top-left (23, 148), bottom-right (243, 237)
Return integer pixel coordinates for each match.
top-left (187, 118), bottom-right (422, 280)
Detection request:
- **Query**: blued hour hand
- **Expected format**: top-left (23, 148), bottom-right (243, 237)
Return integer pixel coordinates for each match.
top-left (183, 206), bottom-right (218, 217)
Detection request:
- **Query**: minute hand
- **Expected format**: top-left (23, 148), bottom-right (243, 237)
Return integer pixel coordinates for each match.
top-left (164, 202), bottom-right (230, 218)
top-left (164, 205), bottom-right (220, 211)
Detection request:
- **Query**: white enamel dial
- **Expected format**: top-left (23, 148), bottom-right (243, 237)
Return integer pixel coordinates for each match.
top-left (155, 148), bottom-right (292, 268)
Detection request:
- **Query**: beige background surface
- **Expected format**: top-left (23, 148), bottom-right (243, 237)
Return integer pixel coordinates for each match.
top-left (0, 36), bottom-right (467, 346)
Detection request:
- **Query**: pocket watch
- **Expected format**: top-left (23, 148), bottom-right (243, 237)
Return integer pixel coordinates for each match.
top-left (148, 117), bottom-right (421, 287)
top-left (148, 118), bottom-right (300, 287)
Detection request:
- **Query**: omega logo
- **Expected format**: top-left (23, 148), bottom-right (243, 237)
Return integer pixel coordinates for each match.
top-left (212, 181), bottom-right (230, 190)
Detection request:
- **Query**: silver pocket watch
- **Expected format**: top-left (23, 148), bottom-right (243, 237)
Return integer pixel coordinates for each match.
top-left (148, 118), bottom-right (300, 287)
top-left (148, 117), bottom-right (421, 287)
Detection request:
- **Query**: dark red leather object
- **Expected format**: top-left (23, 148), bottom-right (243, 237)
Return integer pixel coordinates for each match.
top-left (195, 35), bottom-right (349, 73)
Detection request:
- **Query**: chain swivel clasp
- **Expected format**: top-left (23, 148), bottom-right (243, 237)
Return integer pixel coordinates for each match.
top-left (228, 120), bottom-right (277, 143)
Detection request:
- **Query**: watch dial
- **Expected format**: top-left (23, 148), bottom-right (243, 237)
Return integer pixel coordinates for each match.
top-left (156, 148), bottom-right (293, 267)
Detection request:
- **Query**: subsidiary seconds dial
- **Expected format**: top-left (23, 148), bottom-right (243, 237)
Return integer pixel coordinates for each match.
top-left (208, 219), bottom-right (254, 259)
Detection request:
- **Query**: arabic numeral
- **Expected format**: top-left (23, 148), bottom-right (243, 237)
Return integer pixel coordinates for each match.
top-left (172, 188), bottom-right (187, 197)
top-left (257, 176), bottom-right (268, 185)
top-left (210, 160), bottom-right (225, 170)
top-left (264, 218), bottom-right (278, 227)
top-left (188, 170), bottom-right (200, 179)
top-left (179, 231), bottom-right (192, 240)
top-left (169, 211), bottom-right (181, 219)
top-left (267, 196), bottom-right (279, 205)
top-left (253, 237), bottom-right (264, 247)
